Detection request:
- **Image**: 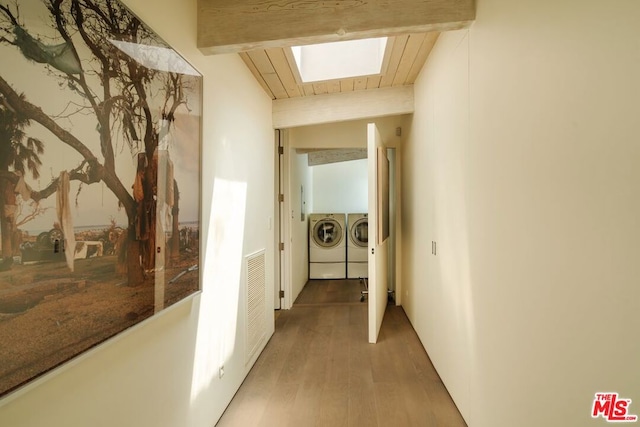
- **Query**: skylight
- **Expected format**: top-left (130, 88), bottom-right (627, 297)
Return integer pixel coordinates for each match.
top-left (291, 37), bottom-right (388, 83)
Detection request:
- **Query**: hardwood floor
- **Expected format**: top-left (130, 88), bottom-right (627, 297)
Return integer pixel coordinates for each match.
top-left (216, 280), bottom-right (467, 427)
top-left (294, 279), bottom-right (366, 305)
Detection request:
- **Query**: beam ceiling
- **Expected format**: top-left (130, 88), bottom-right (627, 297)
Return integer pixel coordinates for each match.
top-left (198, 0), bottom-right (475, 54)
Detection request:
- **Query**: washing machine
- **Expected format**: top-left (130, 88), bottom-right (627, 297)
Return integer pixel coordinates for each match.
top-left (347, 213), bottom-right (368, 279)
top-left (309, 213), bottom-right (346, 279)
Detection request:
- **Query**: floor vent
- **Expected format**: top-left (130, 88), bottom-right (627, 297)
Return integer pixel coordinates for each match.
top-left (246, 249), bottom-right (266, 363)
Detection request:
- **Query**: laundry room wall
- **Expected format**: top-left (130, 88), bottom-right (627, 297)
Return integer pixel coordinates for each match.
top-left (311, 159), bottom-right (368, 214)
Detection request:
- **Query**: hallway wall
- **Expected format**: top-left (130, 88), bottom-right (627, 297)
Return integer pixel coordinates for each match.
top-left (0, 1), bottom-right (275, 426)
top-left (402, 1), bottom-right (640, 426)
top-left (288, 116), bottom-right (408, 150)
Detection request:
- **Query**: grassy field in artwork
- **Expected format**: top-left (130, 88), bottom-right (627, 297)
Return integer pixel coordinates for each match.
top-left (0, 244), bottom-right (198, 396)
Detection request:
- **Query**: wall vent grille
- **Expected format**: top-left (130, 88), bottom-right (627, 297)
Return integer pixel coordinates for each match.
top-left (246, 249), bottom-right (266, 363)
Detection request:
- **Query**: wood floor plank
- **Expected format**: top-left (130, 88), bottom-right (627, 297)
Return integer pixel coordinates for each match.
top-left (369, 337), bottom-right (398, 383)
top-left (348, 340), bottom-right (375, 388)
top-left (276, 325), bottom-right (313, 384)
top-left (216, 378), bottom-right (272, 427)
top-left (256, 382), bottom-right (299, 427)
top-left (347, 385), bottom-right (379, 427)
top-left (318, 385), bottom-right (349, 427)
top-left (349, 304), bottom-right (368, 328)
top-left (216, 284), bottom-right (467, 427)
top-left (248, 316), bottom-right (301, 385)
top-left (423, 380), bottom-right (468, 427)
top-left (295, 279), bottom-right (364, 305)
top-left (402, 379), bottom-right (438, 426)
top-left (286, 383), bottom-right (324, 426)
top-left (373, 382), bottom-right (412, 426)
top-left (326, 326), bottom-right (350, 385)
top-left (301, 350), bottom-right (329, 387)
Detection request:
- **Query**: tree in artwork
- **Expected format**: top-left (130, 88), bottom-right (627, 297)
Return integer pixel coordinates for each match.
top-left (0, 0), bottom-right (199, 282)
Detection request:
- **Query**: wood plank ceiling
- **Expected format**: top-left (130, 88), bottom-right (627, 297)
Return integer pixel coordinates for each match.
top-left (240, 32), bottom-right (439, 100)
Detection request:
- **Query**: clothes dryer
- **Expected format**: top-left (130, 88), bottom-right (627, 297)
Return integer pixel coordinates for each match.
top-left (309, 213), bottom-right (346, 279)
top-left (347, 213), bottom-right (368, 279)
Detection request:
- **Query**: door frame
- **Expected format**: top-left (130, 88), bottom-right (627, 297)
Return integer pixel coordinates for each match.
top-left (274, 130), bottom-right (284, 310)
top-left (276, 123), bottom-right (403, 314)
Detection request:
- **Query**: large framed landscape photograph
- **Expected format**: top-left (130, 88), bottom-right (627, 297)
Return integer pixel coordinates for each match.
top-left (0, 0), bottom-right (202, 396)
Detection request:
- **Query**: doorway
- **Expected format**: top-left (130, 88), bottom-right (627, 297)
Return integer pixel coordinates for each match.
top-left (276, 118), bottom-right (403, 336)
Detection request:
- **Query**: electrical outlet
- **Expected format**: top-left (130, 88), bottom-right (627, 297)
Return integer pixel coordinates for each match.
top-left (218, 365), bottom-right (224, 379)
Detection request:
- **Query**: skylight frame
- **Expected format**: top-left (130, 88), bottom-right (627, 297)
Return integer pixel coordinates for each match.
top-left (287, 37), bottom-right (393, 85)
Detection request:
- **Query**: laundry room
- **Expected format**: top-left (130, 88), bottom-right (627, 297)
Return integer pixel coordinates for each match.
top-left (279, 116), bottom-right (408, 307)
top-left (307, 156), bottom-right (367, 281)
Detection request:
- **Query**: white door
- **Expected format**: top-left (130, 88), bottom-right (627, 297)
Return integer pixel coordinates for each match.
top-left (367, 123), bottom-right (389, 343)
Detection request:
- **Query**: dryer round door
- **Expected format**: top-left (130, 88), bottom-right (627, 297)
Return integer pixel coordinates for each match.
top-left (313, 219), bottom-right (343, 248)
top-left (350, 218), bottom-right (368, 247)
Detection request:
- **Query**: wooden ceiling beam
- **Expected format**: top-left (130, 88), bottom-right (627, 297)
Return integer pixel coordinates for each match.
top-left (198, 0), bottom-right (475, 55)
top-left (272, 86), bottom-right (414, 128)
top-left (307, 149), bottom-right (368, 166)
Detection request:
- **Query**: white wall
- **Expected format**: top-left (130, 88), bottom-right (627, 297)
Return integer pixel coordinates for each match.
top-left (311, 159), bottom-right (368, 214)
top-left (289, 116), bottom-right (408, 150)
top-left (402, 1), bottom-right (640, 426)
top-left (0, 1), bottom-right (275, 426)
top-left (403, 28), bottom-right (472, 421)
